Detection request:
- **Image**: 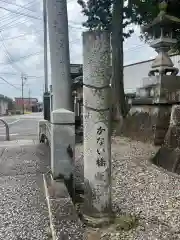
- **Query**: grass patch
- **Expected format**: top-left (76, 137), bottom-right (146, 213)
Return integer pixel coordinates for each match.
top-left (114, 214), bottom-right (139, 231)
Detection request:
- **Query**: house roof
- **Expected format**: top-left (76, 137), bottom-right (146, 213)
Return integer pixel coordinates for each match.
top-left (15, 97), bottom-right (38, 101)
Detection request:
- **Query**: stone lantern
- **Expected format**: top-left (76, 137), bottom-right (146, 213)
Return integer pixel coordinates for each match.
top-left (142, 0), bottom-right (180, 76)
top-left (140, 0), bottom-right (180, 145)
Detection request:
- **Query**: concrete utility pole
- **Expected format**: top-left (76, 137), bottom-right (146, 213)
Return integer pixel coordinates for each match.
top-left (47, 0), bottom-right (72, 111)
top-left (28, 88), bottom-right (31, 111)
top-left (83, 31), bottom-right (112, 225)
top-left (21, 74), bottom-right (27, 115)
top-left (43, 0), bottom-right (48, 93)
top-left (47, 0), bottom-right (75, 188)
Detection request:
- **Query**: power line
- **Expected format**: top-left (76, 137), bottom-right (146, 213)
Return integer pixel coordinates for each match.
top-left (0, 32), bottom-right (24, 74)
top-left (0, 36), bottom-right (82, 67)
top-left (0, 31), bottom-right (148, 73)
top-left (0, 76), bottom-right (21, 90)
top-left (0, 19), bottom-right (37, 32)
top-left (0, 10), bottom-right (39, 32)
top-left (0, 51), bottom-right (43, 65)
top-left (0, 6), bottom-right (42, 21)
top-left (1, 29), bottom-right (43, 41)
top-left (0, 72), bottom-right (48, 79)
top-left (0, 82), bottom-right (25, 86)
top-left (0, 17), bottom-right (33, 32)
top-left (0, 1), bottom-right (40, 31)
top-left (0, 0), bottom-right (39, 14)
top-left (0, 4), bottom-right (84, 32)
top-left (0, 1), bottom-right (83, 31)
top-left (1, 22), bottom-right (84, 32)
top-left (0, 0), bottom-right (36, 23)
top-left (1, 20), bottom-right (84, 31)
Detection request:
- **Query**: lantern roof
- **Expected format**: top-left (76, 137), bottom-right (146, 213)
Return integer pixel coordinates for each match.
top-left (142, 1), bottom-right (180, 33)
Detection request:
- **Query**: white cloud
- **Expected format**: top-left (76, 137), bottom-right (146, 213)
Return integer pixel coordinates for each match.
top-left (0, 0), bottom-right (157, 101)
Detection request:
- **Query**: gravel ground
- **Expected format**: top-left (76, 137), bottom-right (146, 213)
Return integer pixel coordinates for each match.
top-left (0, 143), bottom-right (50, 240)
top-left (75, 137), bottom-right (180, 240)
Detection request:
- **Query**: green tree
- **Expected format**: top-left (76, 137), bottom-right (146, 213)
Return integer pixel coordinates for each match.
top-left (78, 0), bottom-right (180, 120)
top-left (77, 0), bottom-right (134, 120)
top-left (131, 0), bottom-right (180, 54)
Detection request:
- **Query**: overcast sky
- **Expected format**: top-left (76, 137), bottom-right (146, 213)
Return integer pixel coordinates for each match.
top-left (0, 0), bottom-right (156, 101)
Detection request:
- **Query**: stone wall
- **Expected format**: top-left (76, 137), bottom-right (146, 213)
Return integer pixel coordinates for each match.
top-left (118, 105), bottom-right (171, 143)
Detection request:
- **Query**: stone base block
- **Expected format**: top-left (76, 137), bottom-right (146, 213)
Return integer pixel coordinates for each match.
top-left (50, 109), bottom-right (75, 180)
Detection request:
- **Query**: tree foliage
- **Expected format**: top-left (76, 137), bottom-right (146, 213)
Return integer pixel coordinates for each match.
top-left (132, 0), bottom-right (180, 24)
top-left (132, 0), bottom-right (180, 54)
top-left (78, 0), bottom-right (180, 50)
top-left (77, 0), bottom-right (134, 38)
top-left (77, 0), bottom-right (135, 120)
top-left (77, 0), bottom-right (180, 120)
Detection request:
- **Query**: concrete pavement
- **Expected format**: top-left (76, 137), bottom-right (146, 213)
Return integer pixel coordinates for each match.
top-left (0, 113), bottom-right (51, 239)
top-left (0, 113), bottom-right (43, 141)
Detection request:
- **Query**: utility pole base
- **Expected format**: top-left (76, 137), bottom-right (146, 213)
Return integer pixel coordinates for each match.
top-left (50, 109), bottom-right (75, 178)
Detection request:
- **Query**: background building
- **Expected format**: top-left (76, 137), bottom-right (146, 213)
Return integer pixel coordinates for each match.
top-left (0, 94), bottom-right (13, 115)
top-left (123, 54), bottom-right (180, 93)
top-left (15, 97), bottom-right (39, 112)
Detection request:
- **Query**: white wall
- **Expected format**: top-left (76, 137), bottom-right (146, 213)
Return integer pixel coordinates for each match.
top-left (124, 55), bottom-right (180, 93)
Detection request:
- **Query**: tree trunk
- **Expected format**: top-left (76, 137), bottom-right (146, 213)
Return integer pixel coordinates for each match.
top-left (111, 0), bottom-right (128, 122)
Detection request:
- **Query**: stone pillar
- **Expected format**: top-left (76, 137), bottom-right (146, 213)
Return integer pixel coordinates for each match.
top-left (154, 106), bottom-right (171, 146)
top-left (47, 0), bottom-right (72, 111)
top-left (46, 0), bottom-right (75, 191)
top-left (152, 76), bottom-right (172, 146)
top-left (83, 31), bottom-right (112, 225)
top-left (164, 105), bottom-right (180, 148)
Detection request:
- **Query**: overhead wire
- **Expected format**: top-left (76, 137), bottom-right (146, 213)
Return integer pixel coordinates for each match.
top-left (0, 76), bottom-right (21, 90)
top-left (0, 32), bottom-right (24, 74)
top-left (0, 4), bottom-right (44, 76)
top-left (0, 72), bottom-right (47, 79)
top-left (0, 0), bottom-right (148, 91)
top-left (0, 20), bottom-right (84, 33)
top-left (1, 29), bottom-right (43, 41)
top-left (0, 36), bottom-right (82, 67)
top-left (0, 6), bottom-right (42, 20)
top-left (0, 19), bottom-right (38, 32)
top-left (1, 3), bottom-right (85, 30)
top-left (0, 0), bottom-right (36, 24)
top-left (0, 0), bottom-right (40, 14)
top-left (0, 1), bottom-right (83, 32)
top-left (0, 51), bottom-right (43, 65)
top-left (1, 22), bottom-right (83, 33)
top-left (0, 0), bottom-right (83, 31)
top-left (0, 1), bottom-right (40, 31)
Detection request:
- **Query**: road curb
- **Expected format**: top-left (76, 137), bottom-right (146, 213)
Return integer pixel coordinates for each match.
top-left (43, 173), bottom-right (56, 240)
top-left (0, 139), bottom-right (37, 147)
top-left (43, 172), bottom-right (84, 240)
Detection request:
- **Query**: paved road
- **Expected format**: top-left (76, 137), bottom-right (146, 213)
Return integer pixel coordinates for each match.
top-left (0, 113), bottom-right (43, 141)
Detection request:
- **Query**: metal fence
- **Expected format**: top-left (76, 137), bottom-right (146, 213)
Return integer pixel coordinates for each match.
top-left (0, 119), bottom-right (10, 141)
